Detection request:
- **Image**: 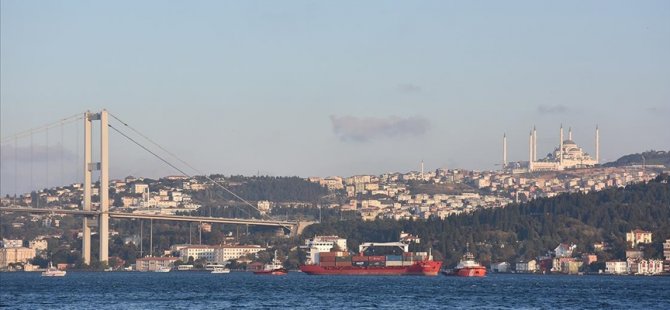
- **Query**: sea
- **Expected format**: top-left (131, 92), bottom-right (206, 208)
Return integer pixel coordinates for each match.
top-left (1, 272), bottom-right (669, 309)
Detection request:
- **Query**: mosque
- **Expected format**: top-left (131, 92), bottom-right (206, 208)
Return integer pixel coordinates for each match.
top-left (503, 125), bottom-right (599, 172)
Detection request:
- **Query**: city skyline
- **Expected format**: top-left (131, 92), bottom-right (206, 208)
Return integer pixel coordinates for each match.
top-left (2, 1), bottom-right (669, 194)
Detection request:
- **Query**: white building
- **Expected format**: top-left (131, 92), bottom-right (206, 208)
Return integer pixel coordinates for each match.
top-left (605, 261), bottom-right (628, 274)
top-left (1, 239), bottom-right (23, 248)
top-left (179, 245), bottom-right (217, 263)
top-left (629, 259), bottom-right (664, 275)
top-left (302, 236), bottom-right (348, 264)
top-left (214, 245), bottom-right (266, 263)
top-left (554, 243), bottom-right (576, 258)
top-left (491, 262), bottom-right (511, 273)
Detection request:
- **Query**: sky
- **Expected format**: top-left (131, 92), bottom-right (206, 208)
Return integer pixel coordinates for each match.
top-left (1, 1), bottom-right (669, 195)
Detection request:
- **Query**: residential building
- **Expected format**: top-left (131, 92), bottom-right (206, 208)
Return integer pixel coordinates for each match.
top-left (582, 254), bottom-right (597, 267)
top-left (629, 259), bottom-right (664, 275)
top-left (605, 261), bottom-right (628, 274)
top-left (516, 259), bottom-right (536, 273)
top-left (29, 239), bottom-right (48, 251)
top-left (135, 257), bottom-right (179, 271)
top-left (626, 229), bottom-right (652, 247)
top-left (554, 243), bottom-right (576, 258)
top-left (625, 250), bottom-right (644, 260)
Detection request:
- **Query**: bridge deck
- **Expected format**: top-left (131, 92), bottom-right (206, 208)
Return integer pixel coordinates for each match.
top-left (0, 207), bottom-right (296, 227)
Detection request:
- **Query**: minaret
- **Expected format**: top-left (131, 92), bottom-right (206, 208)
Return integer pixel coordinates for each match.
top-left (529, 131), bottom-right (534, 171)
top-left (559, 125), bottom-right (564, 165)
top-left (502, 133), bottom-right (507, 170)
top-left (568, 127), bottom-right (572, 141)
top-left (533, 126), bottom-right (537, 161)
top-left (596, 125), bottom-right (600, 164)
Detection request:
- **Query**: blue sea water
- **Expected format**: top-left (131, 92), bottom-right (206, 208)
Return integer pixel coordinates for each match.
top-left (1, 272), bottom-right (669, 309)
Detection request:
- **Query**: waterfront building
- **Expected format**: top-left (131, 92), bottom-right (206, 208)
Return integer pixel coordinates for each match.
top-left (626, 229), bottom-right (652, 248)
top-left (214, 245), bottom-right (266, 263)
top-left (515, 259), bottom-right (537, 273)
top-left (605, 261), bottom-right (628, 274)
top-left (628, 259), bottom-right (664, 275)
top-left (490, 262), bottom-right (511, 273)
top-left (135, 257), bottom-right (179, 271)
top-left (179, 245), bottom-right (217, 263)
top-left (0, 247), bottom-right (36, 268)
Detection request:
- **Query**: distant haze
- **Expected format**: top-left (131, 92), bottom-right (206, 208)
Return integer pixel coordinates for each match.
top-left (1, 1), bottom-right (669, 195)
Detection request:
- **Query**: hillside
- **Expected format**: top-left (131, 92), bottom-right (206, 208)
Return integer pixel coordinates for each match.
top-left (603, 150), bottom-right (670, 168)
top-left (303, 174), bottom-right (670, 266)
top-left (191, 175), bottom-right (331, 203)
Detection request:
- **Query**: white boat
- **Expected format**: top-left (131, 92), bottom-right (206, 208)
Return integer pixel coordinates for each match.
top-left (211, 266), bottom-right (231, 274)
top-left (154, 266), bottom-right (171, 272)
top-left (42, 262), bottom-right (66, 277)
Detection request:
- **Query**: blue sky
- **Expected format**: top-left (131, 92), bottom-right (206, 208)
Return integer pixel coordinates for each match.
top-left (1, 1), bottom-right (669, 194)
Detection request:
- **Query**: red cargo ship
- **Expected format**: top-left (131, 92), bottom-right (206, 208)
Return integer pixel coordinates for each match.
top-left (299, 242), bottom-right (442, 276)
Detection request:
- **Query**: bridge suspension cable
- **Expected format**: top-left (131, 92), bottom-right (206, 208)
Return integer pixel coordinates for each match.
top-left (0, 113), bottom-right (83, 144)
top-left (106, 115), bottom-right (273, 222)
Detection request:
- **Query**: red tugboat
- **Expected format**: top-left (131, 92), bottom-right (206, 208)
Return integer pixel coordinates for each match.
top-left (299, 242), bottom-right (442, 276)
top-left (445, 244), bottom-right (487, 277)
top-left (254, 250), bottom-right (288, 275)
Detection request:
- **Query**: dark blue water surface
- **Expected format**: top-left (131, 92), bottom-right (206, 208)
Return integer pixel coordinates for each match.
top-left (1, 272), bottom-right (669, 309)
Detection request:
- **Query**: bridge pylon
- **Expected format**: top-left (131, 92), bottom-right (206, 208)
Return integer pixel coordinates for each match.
top-left (82, 110), bottom-right (109, 265)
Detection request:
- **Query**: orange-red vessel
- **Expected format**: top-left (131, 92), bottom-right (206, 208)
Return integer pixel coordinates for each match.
top-left (451, 248), bottom-right (486, 277)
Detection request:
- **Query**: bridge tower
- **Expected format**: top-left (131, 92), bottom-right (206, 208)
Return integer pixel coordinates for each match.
top-left (82, 110), bottom-right (110, 265)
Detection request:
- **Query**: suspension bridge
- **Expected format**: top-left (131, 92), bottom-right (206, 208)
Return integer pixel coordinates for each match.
top-left (0, 110), bottom-right (313, 265)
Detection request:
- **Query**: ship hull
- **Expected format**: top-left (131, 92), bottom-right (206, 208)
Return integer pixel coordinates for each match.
top-left (254, 268), bottom-right (288, 275)
top-left (455, 267), bottom-right (487, 277)
top-left (300, 261), bottom-right (442, 276)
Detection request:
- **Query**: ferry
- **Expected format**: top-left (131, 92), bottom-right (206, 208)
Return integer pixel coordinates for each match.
top-left (41, 262), bottom-right (66, 277)
top-left (211, 266), bottom-right (231, 274)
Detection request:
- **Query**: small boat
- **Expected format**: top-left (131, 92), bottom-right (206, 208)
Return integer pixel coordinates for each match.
top-left (450, 244), bottom-right (486, 277)
top-left (42, 262), bottom-right (66, 277)
top-left (254, 250), bottom-right (288, 275)
top-left (154, 266), bottom-right (171, 272)
top-left (211, 266), bottom-right (231, 274)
